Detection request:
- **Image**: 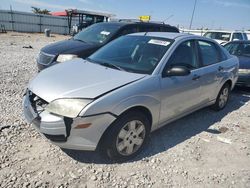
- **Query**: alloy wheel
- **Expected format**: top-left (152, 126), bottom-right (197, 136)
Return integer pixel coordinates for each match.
top-left (219, 87), bottom-right (229, 108)
top-left (116, 120), bottom-right (146, 156)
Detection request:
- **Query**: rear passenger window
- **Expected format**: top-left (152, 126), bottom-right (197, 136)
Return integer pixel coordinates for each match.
top-left (224, 43), bottom-right (240, 55)
top-left (137, 25), bottom-right (178, 33)
top-left (138, 25), bottom-right (160, 32)
top-left (121, 26), bottom-right (138, 35)
top-left (161, 27), bottom-right (178, 32)
top-left (198, 41), bottom-right (220, 66)
top-left (243, 33), bottom-right (248, 40)
top-left (232, 33), bottom-right (243, 40)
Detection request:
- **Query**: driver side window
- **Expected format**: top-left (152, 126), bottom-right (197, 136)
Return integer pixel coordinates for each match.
top-left (167, 40), bottom-right (198, 69)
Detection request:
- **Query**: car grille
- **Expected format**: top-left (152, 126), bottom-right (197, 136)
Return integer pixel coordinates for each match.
top-left (28, 90), bottom-right (48, 114)
top-left (37, 52), bottom-right (55, 65)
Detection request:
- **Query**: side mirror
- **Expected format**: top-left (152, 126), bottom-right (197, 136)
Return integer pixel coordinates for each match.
top-left (163, 66), bottom-right (191, 77)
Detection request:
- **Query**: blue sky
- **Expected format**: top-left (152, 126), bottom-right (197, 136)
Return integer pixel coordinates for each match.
top-left (1, 0), bottom-right (250, 30)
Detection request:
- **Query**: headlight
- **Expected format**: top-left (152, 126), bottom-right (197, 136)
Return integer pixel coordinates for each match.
top-left (238, 69), bottom-right (250, 75)
top-left (57, 54), bottom-right (78, 63)
top-left (46, 99), bottom-right (92, 118)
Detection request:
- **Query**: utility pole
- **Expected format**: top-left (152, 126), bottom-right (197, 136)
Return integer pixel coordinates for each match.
top-left (189, 0), bottom-right (197, 30)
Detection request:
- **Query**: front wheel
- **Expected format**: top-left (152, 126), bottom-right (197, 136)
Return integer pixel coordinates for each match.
top-left (101, 111), bottom-right (150, 161)
top-left (211, 83), bottom-right (230, 111)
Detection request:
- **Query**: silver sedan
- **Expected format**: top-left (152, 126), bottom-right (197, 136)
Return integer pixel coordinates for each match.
top-left (23, 32), bottom-right (239, 161)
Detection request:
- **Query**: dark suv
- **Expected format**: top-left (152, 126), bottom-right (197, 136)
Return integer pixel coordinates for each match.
top-left (37, 21), bottom-right (179, 71)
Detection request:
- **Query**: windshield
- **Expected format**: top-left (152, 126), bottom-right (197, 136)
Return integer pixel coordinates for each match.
top-left (73, 23), bottom-right (121, 44)
top-left (88, 35), bottom-right (173, 74)
top-left (224, 42), bottom-right (250, 57)
top-left (204, 32), bottom-right (231, 41)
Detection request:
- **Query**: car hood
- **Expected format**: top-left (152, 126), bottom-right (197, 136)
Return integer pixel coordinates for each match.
top-left (41, 39), bottom-right (99, 55)
top-left (238, 56), bottom-right (250, 69)
top-left (28, 59), bottom-right (146, 102)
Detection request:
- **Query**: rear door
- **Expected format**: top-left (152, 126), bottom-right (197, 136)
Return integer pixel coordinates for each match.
top-left (196, 40), bottom-right (227, 101)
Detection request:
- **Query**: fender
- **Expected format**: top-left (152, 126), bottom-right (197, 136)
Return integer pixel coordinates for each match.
top-left (111, 95), bottom-right (161, 131)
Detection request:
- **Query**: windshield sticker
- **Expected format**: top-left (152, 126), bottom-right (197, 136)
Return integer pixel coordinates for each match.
top-left (100, 31), bottom-right (110, 35)
top-left (148, 39), bottom-right (170, 46)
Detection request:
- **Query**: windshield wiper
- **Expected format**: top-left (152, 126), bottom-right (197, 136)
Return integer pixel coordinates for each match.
top-left (100, 62), bottom-right (125, 71)
top-left (73, 38), bottom-right (86, 43)
top-left (86, 58), bottom-right (125, 71)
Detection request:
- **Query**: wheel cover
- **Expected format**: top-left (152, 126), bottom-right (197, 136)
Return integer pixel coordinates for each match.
top-left (219, 87), bottom-right (229, 108)
top-left (116, 120), bottom-right (146, 156)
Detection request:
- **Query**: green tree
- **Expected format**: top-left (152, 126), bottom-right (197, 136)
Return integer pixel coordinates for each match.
top-left (31, 6), bottom-right (50, 15)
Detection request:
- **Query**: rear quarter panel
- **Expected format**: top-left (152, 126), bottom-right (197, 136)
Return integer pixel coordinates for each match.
top-left (218, 55), bottom-right (239, 93)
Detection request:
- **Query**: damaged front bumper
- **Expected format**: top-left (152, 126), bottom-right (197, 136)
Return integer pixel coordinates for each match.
top-left (22, 92), bottom-right (116, 151)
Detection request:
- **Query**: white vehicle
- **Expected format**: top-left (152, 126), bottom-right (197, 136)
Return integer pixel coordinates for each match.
top-left (204, 31), bottom-right (248, 45)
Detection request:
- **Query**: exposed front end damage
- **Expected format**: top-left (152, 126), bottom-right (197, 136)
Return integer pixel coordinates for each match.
top-left (22, 90), bottom-right (116, 151)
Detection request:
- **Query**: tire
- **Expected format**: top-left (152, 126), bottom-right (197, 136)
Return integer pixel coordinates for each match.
top-left (100, 110), bottom-right (150, 162)
top-left (211, 83), bottom-right (231, 111)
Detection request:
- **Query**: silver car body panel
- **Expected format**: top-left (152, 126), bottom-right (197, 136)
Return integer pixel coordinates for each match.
top-left (79, 75), bottom-right (162, 130)
top-left (23, 32), bottom-right (239, 151)
top-left (28, 58), bottom-right (145, 102)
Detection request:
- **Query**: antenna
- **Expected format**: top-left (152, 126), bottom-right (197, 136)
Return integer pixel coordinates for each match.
top-left (189, 0), bottom-right (197, 30)
top-left (163, 14), bottom-right (174, 23)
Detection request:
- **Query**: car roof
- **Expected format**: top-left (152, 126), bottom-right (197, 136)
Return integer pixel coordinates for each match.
top-left (95, 22), bottom-right (128, 27)
top-left (204, 30), bottom-right (246, 34)
top-left (128, 32), bottom-right (220, 44)
top-left (97, 21), bottom-right (178, 28)
top-left (129, 32), bottom-right (190, 39)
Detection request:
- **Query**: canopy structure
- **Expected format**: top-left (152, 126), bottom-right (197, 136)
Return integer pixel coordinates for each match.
top-left (51, 11), bottom-right (68, 16)
top-left (64, 9), bottom-right (115, 34)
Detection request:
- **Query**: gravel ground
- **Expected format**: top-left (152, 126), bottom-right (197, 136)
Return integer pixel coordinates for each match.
top-left (0, 32), bottom-right (250, 188)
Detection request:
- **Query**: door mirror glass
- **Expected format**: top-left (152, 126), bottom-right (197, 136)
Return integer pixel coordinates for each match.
top-left (163, 66), bottom-right (191, 77)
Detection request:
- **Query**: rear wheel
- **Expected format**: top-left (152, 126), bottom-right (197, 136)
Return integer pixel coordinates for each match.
top-left (101, 111), bottom-right (150, 161)
top-left (211, 83), bottom-right (230, 111)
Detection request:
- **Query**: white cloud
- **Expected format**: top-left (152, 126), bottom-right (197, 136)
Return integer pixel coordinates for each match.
top-left (202, 0), bottom-right (250, 9)
top-left (216, 0), bottom-right (250, 8)
top-left (78, 0), bottom-right (108, 11)
top-left (13, 0), bottom-right (111, 13)
top-left (13, 0), bottom-right (78, 10)
top-left (78, 0), bottom-right (92, 4)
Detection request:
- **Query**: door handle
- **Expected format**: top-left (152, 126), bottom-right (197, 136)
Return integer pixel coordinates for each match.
top-left (218, 66), bottom-right (224, 72)
top-left (192, 74), bottom-right (201, 80)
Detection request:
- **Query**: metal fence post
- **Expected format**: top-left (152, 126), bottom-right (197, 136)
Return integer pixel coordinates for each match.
top-left (10, 6), bottom-right (14, 31)
top-left (39, 14), bottom-right (42, 33)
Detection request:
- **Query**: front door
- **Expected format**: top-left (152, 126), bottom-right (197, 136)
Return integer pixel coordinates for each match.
top-left (159, 40), bottom-right (203, 124)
